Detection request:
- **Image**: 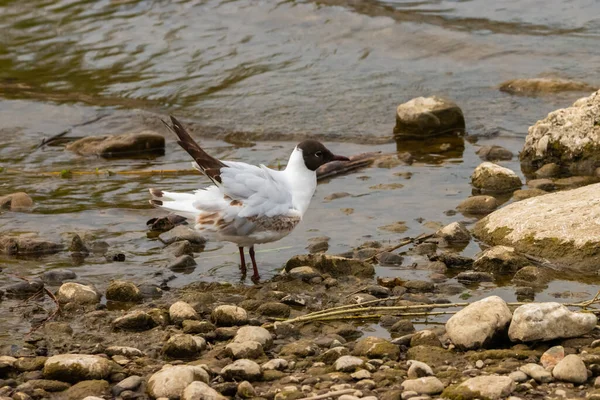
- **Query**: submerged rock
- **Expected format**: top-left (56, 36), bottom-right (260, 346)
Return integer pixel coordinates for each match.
top-left (476, 145), bottom-right (513, 161)
top-left (285, 254), bottom-right (374, 278)
top-left (521, 89), bottom-right (600, 175)
top-left (0, 192), bottom-right (33, 211)
top-left (509, 302), bottom-right (597, 342)
top-left (473, 246), bottom-right (529, 275)
top-left (394, 96), bottom-right (465, 138)
top-left (446, 296), bottom-right (512, 350)
top-left (43, 355), bottom-right (112, 383)
top-left (471, 162), bottom-right (522, 193)
top-left (473, 182), bottom-right (600, 273)
top-left (41, 269), bottom-right (77, 284)
top-left (552, 354), bottom-right (587, 383)
top-left (66, 131), bottom-right (165, 157)
top-left (56, 283), bottom-right (100, 305)
top-left (158, 225), bottom-right (207, 245)
top-left (499, 77), bottom-right (596, 96)
top-left (0, 236), bottom-right (63, 255)
top-left (147, 365), bottom-right (209, 399)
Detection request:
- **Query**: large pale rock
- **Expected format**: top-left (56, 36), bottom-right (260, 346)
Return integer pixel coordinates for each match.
top-left (0, 192), bottom-right (33, 211)
top-left (401, 377), bottom-right (445, 395)
top-left (182, 381), bottom-right (227, 400)
top-left (285, 254), bottom-right (374, 278)
top-left (211, 305), bottom-right (248, 326)
top-left (394, 96), bottom-right (465, 138)
top-left (169, 301), bottom-right (199, 325)
top-left (334, 356), bottom-right (364, 372)
top-left (0, 236), bottom-right (63, 255)
top-left (446, 296), bottom-right (512, 350)
top-left (521, 89), bottom-right (600, 175)
top-left (221, 359), bottom-right (261, 381)
top-left (473, 246), bottom-right (529, 275)
top-left (443, 375), bottom-right (515, 399)
top-left (473, 182), bottom-right (600, 273)
top-left (66, 131), bottom-right (165, 157)
top-left (509, 302), bottom-right (597, 342)
top-left (471, 162), bottom-right (522, 193)
top-left (56, 283), bottom-right (100, 304)
top-left (552, 354), bottom-right (588, 383)
top-left (43, 355), bottom-right (112, 383)
top-left (147, 365), bottom-right (209, 399)
top-left (233, 326), bottom-right (273, 348)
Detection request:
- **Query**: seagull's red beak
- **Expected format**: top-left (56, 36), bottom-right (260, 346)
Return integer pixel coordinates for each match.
top-left (331, 154), bottom-right (350, 162)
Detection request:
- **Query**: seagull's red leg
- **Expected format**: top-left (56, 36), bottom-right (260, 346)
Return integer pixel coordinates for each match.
top-left (238, 247), bottom-right (247, 275)
top-left (249, 246), bottom-right (260, 281)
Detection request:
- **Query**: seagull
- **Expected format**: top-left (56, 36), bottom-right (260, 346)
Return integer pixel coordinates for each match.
top-left (150, 116), bottom-right (349, 281)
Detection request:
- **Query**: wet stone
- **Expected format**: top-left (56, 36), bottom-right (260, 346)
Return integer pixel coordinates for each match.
top-left (394, 96), bottom-right (465, 138)
top-left (105, 280), bottom-right (142, 303)
top-left (225, 341), bottom-right (264, 360)
top-left (256, 302), bottom-right (291, 318)
top-left (147, 214), bottom-right (187, 232)
top-left (3, 280), bottom-right (44, 298)
top-left (390, 319), bottom-right (416, 336)
top-left (112, 310), bottom-right (157, 331)
top-left (137, 283), bottom-right (163, 299)
top-left (534, 163), bottom-right (561, 179)
top-left (169, 301), bottom-right (199, 325)
top-left (43, 355), bottom-right (112, 383)
top-left (403, 280), bottom-right (434, 293)
top-left (168, 255), bottom-right (197, 271)
top-left (163, 334), bottom-right (206, 359)
top-left (147, 365), bottom-right (209, 399)
top-left (410, 330), bottom-right (441, 347)
top-left (164, 240), bottom-right (194, 257)
top-left (476, 145), bottom-right (513, 161)
top-left (0, 192), bottom-right (33, 211)
top-left (456, 195), bottom-right (498, 215)
top-left (435, 221), bottom-right (471, 244)
top-left (527, 178), bottom-right (555, 191)
top-left (378, 252), bottom-right (403, 265)
top-left (334, 356), bottom-right (364, 372)
top-left (288, 266), bottom-right (321, 281)
top-left (56, 282), bottom-right (100, 305)
top-left (158, 225), bottom-right (207, 245)
top-left (364, 285), bottom-right (390, 298)
top-left (41, 269), bottom-right (77, 284)
top-left (456, 271), bottom-right (493, 284)
top-left (221, 359), bottom-right (262, 382)
top-left (212, 305), bottom-right (248, 326)
top-left (473, 246), bottom-right (529, 275)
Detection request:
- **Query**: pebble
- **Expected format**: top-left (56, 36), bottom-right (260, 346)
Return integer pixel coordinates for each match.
top-left (147, 365), bottom-right (210, 399)
top-left (163, 334), bottom-right (206, 359)
top-left (262, 359), bottom-right (288, 371)
top-left (453, 375), bottom-right (516, 399)
top-left (236, 381), bottom-right (256, 399)
top-left (353, 336), bottom-right (400, 359)
top-left (182, 381), bottom-right (226, 400)
top-left (221, 359), bottom-right (262, 381)
top-left (168, 255), bottom-right (197, 271)
top-left (407, 360), bottom-right (434, 378)
top-left (43, 354), bottom-right (112, 382)
top-left (158, 225), bottom-right (207, 245)
top-left (105, 280), bottom-right (142, 302)
top-left (40, 269), bottom-right (77, 284)
top-left (169, 301), bottom-right (199, 325)
top-left (56, 282), bottom-right (100, 305)
top-left (233, 326), bottom-right (273, 348)
top-left (334, 356), bottom-right (364, 372)
top-left (552, 354), bottom-right (588, 383)
top-left (225, 341), bottom-right (264, 359)
top-left (112, 310), bottom-right (157, 331)
top-left (112, 375), bottom-right (142, 397)
top-left (541, 345), bottom-right (565, 369)
top-left (520, 363), bottom-right (553, 383)
top-left (401, 377), bottom-right (445, 395)
top-left (211, 305), bottom-right (248, 326)
top-left (509, 370), bottom-right (529, 383)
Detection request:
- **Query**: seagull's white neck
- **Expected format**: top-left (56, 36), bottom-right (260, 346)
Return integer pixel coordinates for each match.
top-left (285, 147), bottom-right (317, 216)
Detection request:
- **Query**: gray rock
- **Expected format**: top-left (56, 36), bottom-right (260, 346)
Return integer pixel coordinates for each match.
top-left (401, 377), bottom-right (445, 395)
top-left (164, 240), bottom-right (194, 257)
top-left (168, 255), bottom-right (197, 271)
top-left (334, 355), bottom-right (364, 372)
top-left (509, 302), bottom-right (597, 342)
top-left (225, 341), bottom-right (264, 359)
top-left (182, 381), bottom-right (227, 400)
top-left (236, 381), bottom-right (256, 399)
top-left (307, 239), bottom-right (329, 254)
top-left (407, 360), bottom-right (434, 379)
top-left (364, 285), bottom-right (391, 298)
top-left (3, 280), bottom-right (44, 298)
top-left (159, 225), bottom-right (207, 245)
top-left (471, 162), bottom-right (522, 193)
top-left (163, 334), bottom-right (206, 359)
top-left (394, 96), bottom-right (465, 138)
top-left (221, 359), bottom-right (261, 381)
top-left (256, 302), bottom-right (291, 318)
top-left (56, 282), bottom-right (100, 305)
top-left (410, 330), bottom-right (441, 347)
top-left (512, 188), bottom-right (548, 201)
top-left (285, 254), bottom-right (374, 278)
top-left (288, 266), bottom-right (321, 281)
top-left (456, 195), bottom-right (499, 215)
top-left (552, 354), bottom-right (588, 383)
top-left (353, 336), bottom-right (400, 359)
top-left (476, 145), bottom-right (514, 161)
top-left (509, 370), bottom-right (528, 383)
top-left (112, 375), bottom-right (142, 397)
top-left (534, 163), bottom-right (561, 179)
top-left (43, 354), bottom-right (112, 383)
top-left (0, 236), bottom-right (63, 255)
top-left (521, 89), bottom-right (600, 175)
top-left (452, 375), bottom-right (516, 399)
top-left (456, 271), bottom-right (494, 284)
top-left (446, 296), bottom-right (512, 350)
top-left (183, 320), bottom-right (215, 334)
top-left (261, 358), bottom-right (288, 371)
top-left (473, 246), bottom-right (529, 275)
top-left (390, 319), bottom-right (415, 336)
top-left (474, 182), bottom-right (600, 273)
top-left (112, 310), bottom-right (157, 331)
top-left (321, 347), bottom-right (351, 364)
top-left (520, 363), bottom-right (553, 383)
top-left (378, 252), bottom-right (403, 265)
top-left (66, 131), bottom-right (165, 157)
top-left (169, 301), bottom-right (199, 325)
top-left (435, 221), bottom-right (471, 244)
top-left (233, 326), bottom-right (273, 348)
top-left (527, 178), bottom-right (555, 191)
top-left (41, 269), bottom-right (77, 284)
top-left (147, 365), bottom-right (209, 399)
top-left (105, 280), bottom-right (142, 302)
top-left (105, 346), bottom-right (143, 358)
top-left (211, 305), bottom-right (248, 326)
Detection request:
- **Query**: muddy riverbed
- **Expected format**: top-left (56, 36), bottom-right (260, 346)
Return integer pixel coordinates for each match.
top-left (1, 0), bottom-right (600, 348)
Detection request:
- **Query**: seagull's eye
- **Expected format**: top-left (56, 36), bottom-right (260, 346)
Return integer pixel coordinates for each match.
top-left (315, 151), bottom-right (323, 158)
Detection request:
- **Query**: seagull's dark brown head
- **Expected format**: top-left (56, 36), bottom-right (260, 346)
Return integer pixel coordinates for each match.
top-left (297, 139), bottom-right (349, 171)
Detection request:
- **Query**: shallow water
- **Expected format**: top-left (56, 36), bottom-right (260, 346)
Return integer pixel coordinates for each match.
top-left (1, 0), bottom-right (600, 342)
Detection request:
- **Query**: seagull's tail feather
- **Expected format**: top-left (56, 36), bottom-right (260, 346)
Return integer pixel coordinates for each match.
top-left (148, 188), bottom-right (200, 219)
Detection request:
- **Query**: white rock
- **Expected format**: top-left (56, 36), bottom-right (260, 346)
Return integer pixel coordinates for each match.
top-left (401, 377), bottom-right (445, 395)
top-left (56, 282), bottom-right (100, 304)
top-left (509, 370), bottom-right (528, 383)
top-left (105, 346), bottom-right (144, 357)
top-left (261, 358), bottom-right (288, 371)
top-left (43, 354), bottom-right (112, 382)
top-left (148, 365), bottom-right (209, 399)
top-left (473, 182), bottom-right (600, 273)
top-left (520, 363), bottom-right (553, 383)
top-left (350, 369), bottom-right (371, 380)
top-left (446, 296), bottom-right (512, 349)
top-left (456, 375), bottom-right (516, 399)
top-left (233, 326), bottom-right (273, 348)
top-left (407, 360), bottom-right (434, 379)
top-left (509, 302), bottom-right (597, 342)
top-left (182, 381), bottom-right (227, 400)
top-left (211, 305), bottom-right (248, 326)
top-left (552, 354), bottom-right (588, 383)
top-left (225, 341), bottom-right (264, 360)
top-left (435, 222), bottom-right (471, 244)
top-left (471, 162), bottom-right (522, 192)
top-left (334, 355), bottom-right (365, 372)
top-left (221, 359), bottom-right (261, 381)
top-left (169, 301), bottom-right (199, 325)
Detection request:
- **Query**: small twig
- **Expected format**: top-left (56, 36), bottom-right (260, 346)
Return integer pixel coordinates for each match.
top-left (298, 389), bottom-right (356, 400)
